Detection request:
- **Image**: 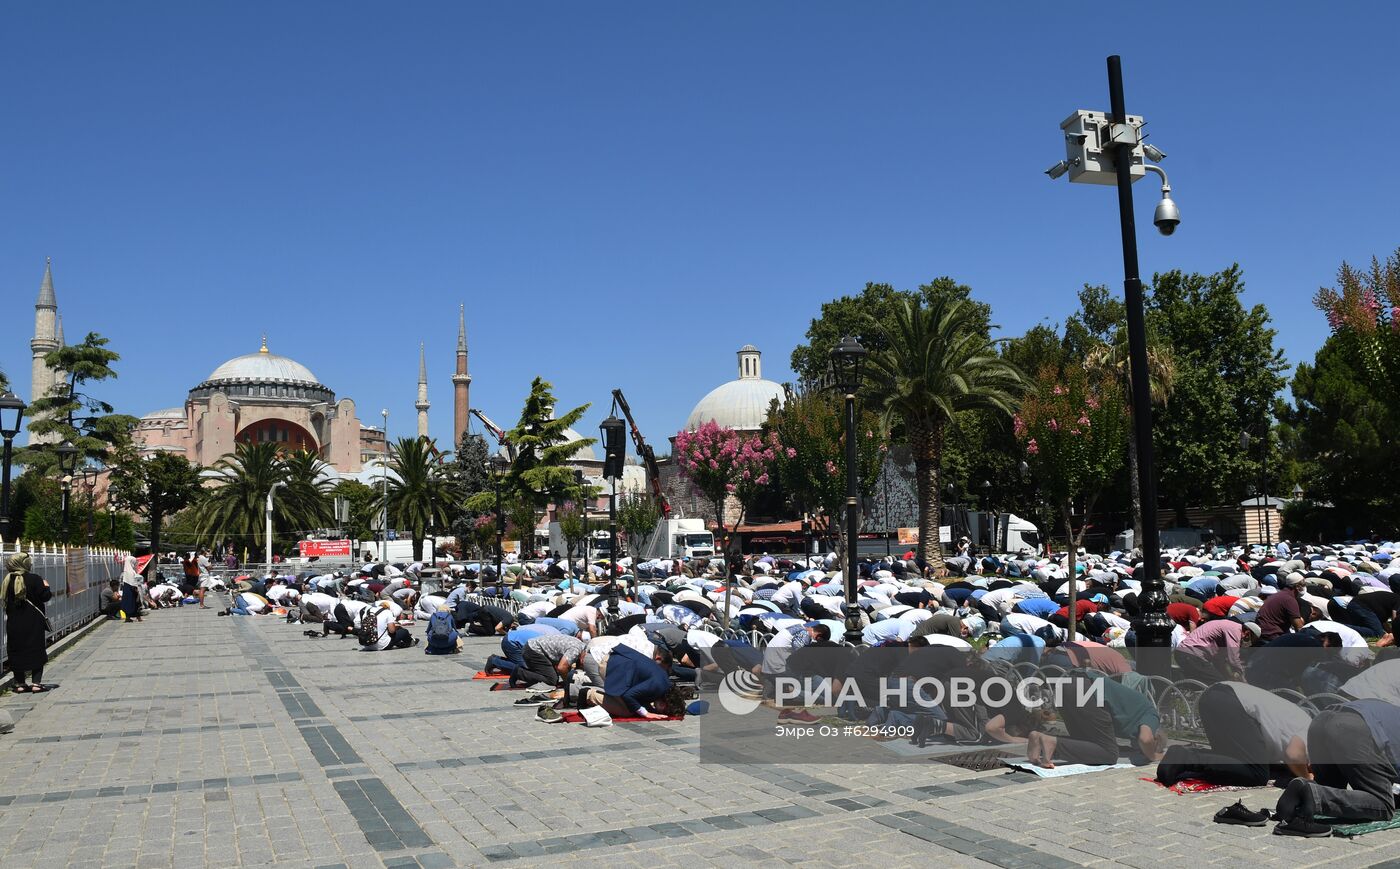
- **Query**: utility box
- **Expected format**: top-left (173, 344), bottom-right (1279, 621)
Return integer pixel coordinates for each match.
top-left (1060, 110), bottom-right (1147, 186)
top-left (1114, 529), bottom-right (1135, 552)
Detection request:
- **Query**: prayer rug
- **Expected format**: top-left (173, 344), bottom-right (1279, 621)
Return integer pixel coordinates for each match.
top-left (1140, 777), bottom-right (1264, 795)
top-left (1326, 816), bottom-right (1400, 838)
top-left (558, 711), bottom-right (684, 724)
top-left (472, 671), bottom-right (510, 680)
top-left (1003, 761), bottom-right (1136, 777)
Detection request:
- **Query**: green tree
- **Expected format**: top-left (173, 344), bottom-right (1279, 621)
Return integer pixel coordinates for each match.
top-left (1016, 364), bottom-right (1129, 638)
top-left (864, 297), bottom-right (1026, 570)
top-left (765, 389), bottom-right (886, 560)
top-left (1280, 335), bottom-right (1397, 538)
top-left (194, 443), bottom-right (334, 558)
top-left (447, 432), bottom-right (492, 545)
top-left (1146, 266), bottom-right (1286, 521)
top-left (21, 332), bottom-right (138, 472)
top-left (332, 479), bottom-right (378, 545)
top-left (17, 472), bottom-right (134, 548)
top-left (383, 436), bottom-right (454, 562)
top-left (506, 377), bottom-right (594, 509)
top-left (1083, 326), bottom-right (1176, 544)
top-left (107, 446), bottom-right (205, 575)
top-left (790, 278), bottom-right (992, 387)
top-left (616, 493), bottom-right (662, 551)
top-left (1313, 248), bottom-right (1400, 403)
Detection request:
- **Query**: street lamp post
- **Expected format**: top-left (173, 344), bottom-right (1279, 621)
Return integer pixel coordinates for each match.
top-left (0, 392), bottom-right (26, 547)
top-left (81, 466), bottom-right (98, 549)
top-left (883, 470), bottom-right (892, 558)
top-left (600, 415), bottom-right (626, 617)
top-left (380, 409), bottom-right (389, 562)
top-left (265, 480), bottom-right (286, 573)
top-left (55, 441), bottom-right (79, 548)
top-left (492, 467), bottom-right (505, 591)
top-left (1048, 55), bottom-right (1182, 670)
top-left (980, 479), bottom-right (993, 552)
top-left (574, 469), bottom-right (589, 589)
top-left (830, 336), bottom-right (868, 645)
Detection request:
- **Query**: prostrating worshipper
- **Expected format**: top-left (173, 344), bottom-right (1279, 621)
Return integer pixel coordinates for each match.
top-left (1265, 699), bottom-right (1400, 836)
top-left (540, 645), bottom-right (679, 723)
top-left (322, 598), bottom-right (371, 638)
top-left (148, 581), bottom-right (184, 608)
top-left (423, 604), bottom-right (463, 655)
top-left (1255, 573), bottom-right (1306, 641)
top-left (221, 591), bottom-right (272, 616)
top-left (358, 600), bottom-right (417, 651)
top-left (1173, 619), bottom-right (1261, 684)
top-left (486, 623), bottom-right (566, 683)
top-left (1025, 674), bottom-right (1163, 769)
top-left (1157, 681), bottom-right (1310, 789)
top-left (514, 632), bottom-right (590, 697)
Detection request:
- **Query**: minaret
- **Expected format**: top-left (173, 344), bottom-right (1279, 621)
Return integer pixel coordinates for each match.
top-left (415, 342), bottom-right (430, 439)
top-left (29, 259), bottom-right (60, 444)
top-left (451, 304), bottom-right (471, 446)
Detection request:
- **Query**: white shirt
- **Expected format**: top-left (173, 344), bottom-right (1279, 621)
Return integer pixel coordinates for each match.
top-left (417, 594), bottom-right (446, 620)
top-left (303, 592), bottom-right (339, 613)
top-left (979, 587), bottom-right (1020, 615)
top-left (520, 600), bottom-right (554, 620)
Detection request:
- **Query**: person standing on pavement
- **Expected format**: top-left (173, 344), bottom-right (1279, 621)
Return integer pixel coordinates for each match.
top-left (2, 552), bottom-right (55, 693)
top-left (120, 553), bottom-right (144, 622)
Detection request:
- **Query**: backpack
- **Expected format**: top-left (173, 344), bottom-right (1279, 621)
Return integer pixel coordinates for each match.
top-left (356, 608), bottom-right (382, 646)
top-left (426, 610), bottom-right (455, 645)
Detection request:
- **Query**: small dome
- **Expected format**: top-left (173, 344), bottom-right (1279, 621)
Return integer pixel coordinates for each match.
top-left (685, 380), bottom-right (785, 432)
top-left (684, 344), bottom-right (786, 432)
top-left (204, 340), bottom-right (321, 386)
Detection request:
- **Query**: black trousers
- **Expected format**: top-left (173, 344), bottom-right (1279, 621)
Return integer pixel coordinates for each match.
top-left (1053, 695), bottom-right (1119, 765)
top-left (517, 646), bottom-right (562, 687)
top-left (1153, 683), bottom-right (1271, 786)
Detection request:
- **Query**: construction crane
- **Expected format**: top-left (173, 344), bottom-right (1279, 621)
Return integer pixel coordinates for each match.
top-left (610, 389), bottom-right (672, 517)
top-left (469, 408), bottom-right (516, 462)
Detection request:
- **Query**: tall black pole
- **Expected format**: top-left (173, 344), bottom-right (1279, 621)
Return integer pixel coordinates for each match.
top-left (0, 436), bottom-right (13, 543)
top-left (843, 389), bottom-right (862, 644)
top-left (60, 478), bottom-right (72, 544)
top-left (1108, 55), bottom-right (1171, 664)
top-left (607, 475), bottom-right (619, 616)
top-left (493, 472), bottom-right (504, 593)
top-left (1262, 431), bottom-right (1271, 548)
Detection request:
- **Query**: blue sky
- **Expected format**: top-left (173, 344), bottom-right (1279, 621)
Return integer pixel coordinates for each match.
top-left (3, 2), bottom-right (1398, 453)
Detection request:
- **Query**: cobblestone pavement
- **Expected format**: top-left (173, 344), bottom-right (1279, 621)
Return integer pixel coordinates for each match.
top-left (2, 607), bottom-right (1397, 868)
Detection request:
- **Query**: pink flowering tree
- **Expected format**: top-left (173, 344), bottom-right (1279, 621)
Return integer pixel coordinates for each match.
top-left (1015, 364), bottom-right (1128, 638)
top-left (1313, 249), bottom-right (1400, 402)
top-left (673, 421), bottom-right (782, 558)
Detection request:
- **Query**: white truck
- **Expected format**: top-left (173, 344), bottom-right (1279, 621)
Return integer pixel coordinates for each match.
top-left (635, 518), bottom-right (717, 560)
top-left (357, 537), bottom-right (445, 564)
top-left (547, 524), bottom-right (613, 561)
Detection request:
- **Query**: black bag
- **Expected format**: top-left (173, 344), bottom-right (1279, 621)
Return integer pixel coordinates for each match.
top-left (356, 608), bottom-right (381, 646)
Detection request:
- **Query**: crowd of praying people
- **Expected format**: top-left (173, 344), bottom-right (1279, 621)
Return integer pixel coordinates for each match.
top-left (203, 536), bottom-right (1400, 838)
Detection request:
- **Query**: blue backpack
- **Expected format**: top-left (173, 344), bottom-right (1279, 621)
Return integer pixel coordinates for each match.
top-left (425, 611), bottom-right (456, 651)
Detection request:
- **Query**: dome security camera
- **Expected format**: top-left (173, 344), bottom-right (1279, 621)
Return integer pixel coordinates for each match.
top-left (1153, 194), bottom-right (1180, 236)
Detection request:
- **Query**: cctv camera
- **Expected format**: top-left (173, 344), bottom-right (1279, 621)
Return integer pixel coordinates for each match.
top-left (1045, 160), bottom-right (1070, 180)
top-left (1142, 143), bottom-right (1167, 163)
top-left (1153, 195), bottom-right (1180, 236)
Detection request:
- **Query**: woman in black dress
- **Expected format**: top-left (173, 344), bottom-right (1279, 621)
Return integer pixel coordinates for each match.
top-left (3, 552), bottom-right (54, 693)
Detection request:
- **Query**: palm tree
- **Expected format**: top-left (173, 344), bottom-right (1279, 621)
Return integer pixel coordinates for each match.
top-left (1084, 333), bottom-right (1176, 545)
top-left (196, 441), bottom-right (283, 553)
top-left (383, 436), bottom-right (454, 562)
top-left (280, 450), bottom-right (337, 535)
top-left (864, 298), bottom-right (1026, 571)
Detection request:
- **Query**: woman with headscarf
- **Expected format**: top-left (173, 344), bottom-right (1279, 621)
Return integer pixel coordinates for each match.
top-left (3, 552), bottom-right (54, 692)
top-left (120, 553), bottom-right (145, 623)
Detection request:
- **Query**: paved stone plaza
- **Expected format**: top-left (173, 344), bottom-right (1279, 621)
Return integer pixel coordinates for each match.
top-left (2, 608), bottom-right (1397, 869)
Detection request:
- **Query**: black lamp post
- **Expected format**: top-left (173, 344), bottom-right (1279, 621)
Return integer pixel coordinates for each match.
top-left (830, 335), bottom-right (867, 644)
top-left (81, 465), bottom-right (98, 549)
top-left (1104, 56), bottom-right (1173, 665)
top-left (573, 469), bottom-right (590, 584)
top-left (55, 441), bottom-right (79, 546)
top-left (600, 415), bottom-right (626, 617)
top-left (980, 479), bottom-right (993, 552)
top-left (0, 392), bottom-right (25, 545)
top-left (492, 466), bottom-right (505, 593)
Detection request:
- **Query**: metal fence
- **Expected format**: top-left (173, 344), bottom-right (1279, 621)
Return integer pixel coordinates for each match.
top-left (1, 543), bottom-right (127, 672)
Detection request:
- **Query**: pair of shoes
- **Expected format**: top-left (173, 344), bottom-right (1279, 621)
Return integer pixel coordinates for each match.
top-left (1273, 817), bottom-right (1333, 838)
top-left (217, 611), bottom-right (229, 617)
top-left (303, 630), bottom-right (321, 638)
top-left (1214, 801), bottom-right (1271, 827)
top-left (536, 706), bottom-right (564, 724)
top-left (411, 637), bottom-right (420, 647)
top-left (514, 696), bottom-right (552, 707)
